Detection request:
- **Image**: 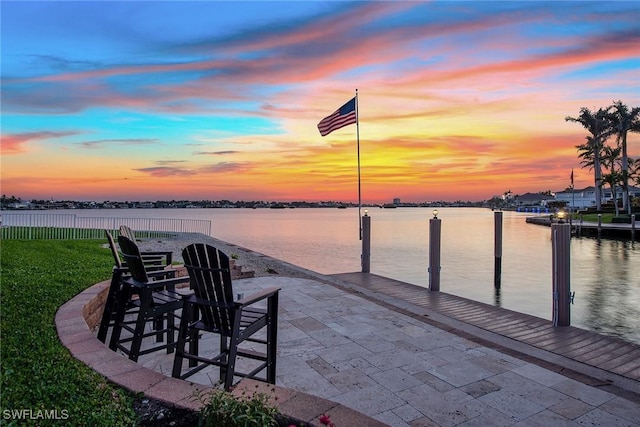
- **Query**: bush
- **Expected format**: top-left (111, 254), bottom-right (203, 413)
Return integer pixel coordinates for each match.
top-left (198, 387), bottom-right (279, 427)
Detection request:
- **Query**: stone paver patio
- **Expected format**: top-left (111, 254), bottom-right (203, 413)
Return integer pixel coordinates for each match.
top-left (128, 276), bottom-right (640, 426)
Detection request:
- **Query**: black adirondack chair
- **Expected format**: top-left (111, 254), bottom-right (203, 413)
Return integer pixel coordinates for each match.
top-left (172, 243), bottom-right (280, 391)
top-left (109, 235), bottom-right (189, 361)
top-left (119, 225), bottom-right (174, 264)
top-left (97, 230), bottom-right (175, 343)
top-left (118, 224), bottom-right (137, 241)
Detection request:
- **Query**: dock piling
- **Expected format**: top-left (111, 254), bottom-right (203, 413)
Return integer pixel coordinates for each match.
top-left (494, 211), bottom-right (503, 289)
top-left (361, 212), bottom-right (371, 273)
top-left (552, 223), bottom-right (571, 327)
top-left (429, 210), bottom-right (441, 292)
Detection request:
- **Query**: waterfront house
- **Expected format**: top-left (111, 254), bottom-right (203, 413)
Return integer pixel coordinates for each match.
top-left (514, 192), bottom-right (553, 208)
top-left (555, 185), bottom-right (640, 209)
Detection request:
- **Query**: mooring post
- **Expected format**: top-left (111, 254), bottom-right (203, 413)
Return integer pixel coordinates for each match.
top-left (494, 211), bottom-right (503, 289)
top-left (577, 213), bottom-right (583, 236)
top-left (361, 211), bottom-right (371, 273)
top-left (597, 213), bottom-right (602, 238)
top-left (428, 210), bottom-right (441, 292)
top-left (552, 223), bottom-right (571, 326)
top-left (631, 214), bottom-right (636, 241)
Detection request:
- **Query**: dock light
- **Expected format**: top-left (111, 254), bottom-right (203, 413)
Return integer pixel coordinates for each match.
top-left (364, 209), bottom-right (369, 216)
top-left (433, 209), bottom-right (439, 219)
top-left (557, 210), bottom-right (566, 223)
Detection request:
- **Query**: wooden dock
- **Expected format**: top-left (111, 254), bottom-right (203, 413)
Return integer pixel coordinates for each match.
top-left (525, 216), bottom-right (638, 240)
top-left (330, 272), bottom-right (640, 390)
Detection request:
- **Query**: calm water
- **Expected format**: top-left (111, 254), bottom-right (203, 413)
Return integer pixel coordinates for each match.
top-left (34, 207), bottom-right (640, 344)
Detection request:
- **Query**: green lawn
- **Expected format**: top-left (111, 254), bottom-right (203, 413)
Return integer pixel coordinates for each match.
top-left (577, 213), bottom-right (629, 223)
top-left (1, 239), bottom-right (138, 426)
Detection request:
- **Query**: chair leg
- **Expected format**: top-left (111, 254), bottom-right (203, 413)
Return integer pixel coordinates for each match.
top-left (154, 315), bottom-right (164, 343)
top-left (172, 303), bottom-right (191, 378)
top-left (109, 282), bottom-right (132, 351)
top-left (129, 289), bottom-right (153, 362)
top-left (266, 294), bottom-right (279, 384)
top-left (166, 311), bottom-right (175, 354)
top-left (223, 334), bottom-right (239, 391)
top-left (223, 312), bottom-right (245, 391)
top-left (97, 271), bottom-right (122, 343)
top-left (187, 329), bottom-right (198, 368)
top-left (219, 335), bottom-right (229, 384)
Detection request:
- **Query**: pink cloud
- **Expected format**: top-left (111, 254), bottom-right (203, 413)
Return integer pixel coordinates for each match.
top-left (1, 131), bottom-right (79, 154)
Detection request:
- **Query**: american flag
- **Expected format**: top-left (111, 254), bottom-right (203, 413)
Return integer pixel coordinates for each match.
top-left (570, 168), bottom-right (574, 186)
top-left (317, 97), bottom-right (357, 136)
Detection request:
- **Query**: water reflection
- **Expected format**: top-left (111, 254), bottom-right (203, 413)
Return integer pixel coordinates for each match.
top-left (572, 238), bottom-right (640, 343)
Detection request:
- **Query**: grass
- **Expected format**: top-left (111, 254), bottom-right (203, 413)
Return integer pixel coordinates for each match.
top-left (577, 213), bottom-right (625, 223)
top-left (1, 239), bottom-right (138, 426)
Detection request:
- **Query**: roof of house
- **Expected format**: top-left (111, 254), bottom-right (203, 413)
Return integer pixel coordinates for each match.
top-left (516, 192), bottom-right (553, 203)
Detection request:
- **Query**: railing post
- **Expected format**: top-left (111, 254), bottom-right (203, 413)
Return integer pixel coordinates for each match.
top-left (552, 223), bottom-right (572, 326)
top-left (428, 210), bottom-right (441, 292)
top-left (361, 211), bottom-right (371, 273)
top-left (494, 211), bottom-right (503, 289)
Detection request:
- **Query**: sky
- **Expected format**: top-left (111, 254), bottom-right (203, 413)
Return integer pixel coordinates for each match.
top-left (1, 1), bottom-right (639, 204)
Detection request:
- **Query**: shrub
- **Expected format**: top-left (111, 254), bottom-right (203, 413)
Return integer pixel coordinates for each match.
top-left (197, 387), bottom-right (279, 427)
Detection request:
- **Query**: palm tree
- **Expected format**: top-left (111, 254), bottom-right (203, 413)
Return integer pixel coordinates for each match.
top-left (629, 157), bottom-right (640, 186)
top-left (609, 101), bottom-right (640, 215)
top-left (601, 144), bottom-right (622, 215)
top-left (566, 107), bottom-right (613, 211)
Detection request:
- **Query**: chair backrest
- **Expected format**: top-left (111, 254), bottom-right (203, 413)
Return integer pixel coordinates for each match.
top-left (119, 225), bottom-right (136, 241)
top-left (182, 243), bottom-right (235, 334)
top-left (105, 230), bottom-right (124, 269)
top-left (117, 235), bottom-right (150, 283)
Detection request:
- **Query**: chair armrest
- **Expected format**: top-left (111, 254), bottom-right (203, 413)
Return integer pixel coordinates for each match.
top-left (128, 275), bottom-right (190, 290)
top-left (184, 295), bottom-right (234, 309)
top-left (141, 251), bottom-right (173, 264)
top-left (181, 288), bottom-right (280, 308)
top-left (237, 287), bottom-right (280, 306)
top-left (147, 268), bottom-right (177, 279)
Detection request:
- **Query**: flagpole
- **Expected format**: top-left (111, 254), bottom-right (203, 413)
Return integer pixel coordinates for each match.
top-left (571, 168), bottom-right (575, 215)
top-left (356, 89), bottom-right (362, 240)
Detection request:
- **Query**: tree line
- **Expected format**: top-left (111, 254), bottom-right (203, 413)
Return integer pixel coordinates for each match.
top-left (566, 100), bottom-right (639, 215)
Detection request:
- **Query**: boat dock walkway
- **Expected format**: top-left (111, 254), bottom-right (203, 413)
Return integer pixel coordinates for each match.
top-left (525, 216), bottom-right (638, 240)
top-left (329, 272), bottom-right (640, 392)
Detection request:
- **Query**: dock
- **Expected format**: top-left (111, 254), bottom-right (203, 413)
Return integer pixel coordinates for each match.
top-left (329, 272), bottom-right (640, 394)
top-left (525, 216), bottom-right (638, 240)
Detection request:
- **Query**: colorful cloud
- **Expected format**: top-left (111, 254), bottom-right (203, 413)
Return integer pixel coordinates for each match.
top-left (1, 1), bottom-right (638, 203)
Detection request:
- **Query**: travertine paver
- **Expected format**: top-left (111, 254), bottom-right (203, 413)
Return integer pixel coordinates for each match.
top-left (128, 276), bottom-right (640, 426)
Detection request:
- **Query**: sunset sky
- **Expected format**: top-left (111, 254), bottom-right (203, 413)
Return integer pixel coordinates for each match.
top-left (1, 1), bottom-right (639, 203)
